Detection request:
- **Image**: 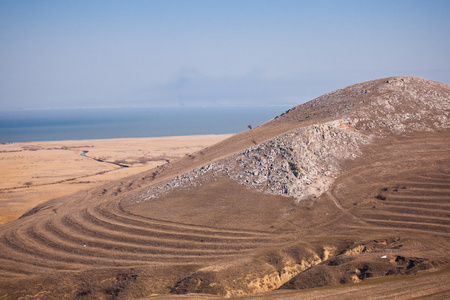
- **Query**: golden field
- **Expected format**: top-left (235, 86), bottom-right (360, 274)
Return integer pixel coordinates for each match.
top-left (0, 134), bottom-right (232, 225)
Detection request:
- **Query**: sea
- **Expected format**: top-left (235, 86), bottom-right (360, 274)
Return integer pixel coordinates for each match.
top-left (0, 106), bottom-right (293, 143)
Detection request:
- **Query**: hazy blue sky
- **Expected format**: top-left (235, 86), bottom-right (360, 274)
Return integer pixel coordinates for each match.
top-left (1, 0), bottom-right (449, 109)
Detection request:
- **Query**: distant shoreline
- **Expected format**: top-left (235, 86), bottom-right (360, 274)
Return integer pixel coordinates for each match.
top-left (0, 106), bottom-right (291, 143)
top-left (1, 133), bottom-right (234, 145)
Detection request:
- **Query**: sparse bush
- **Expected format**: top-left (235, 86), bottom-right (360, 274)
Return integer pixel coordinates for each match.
top-left (375, 193), bottom-right (387, 200)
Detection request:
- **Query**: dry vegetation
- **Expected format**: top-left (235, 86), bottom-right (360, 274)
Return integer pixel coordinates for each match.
top-left (0, 76), bottom-right (449, 299)
top-left (0, 135), bottom-right (231, 225)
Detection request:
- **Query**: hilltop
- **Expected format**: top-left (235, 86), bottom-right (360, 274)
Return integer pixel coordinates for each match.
top-left (0, 76), bottom-right (449, 299)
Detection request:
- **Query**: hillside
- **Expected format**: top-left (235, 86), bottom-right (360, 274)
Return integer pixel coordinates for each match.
top-left (0, 76), bottom-right (449, 299)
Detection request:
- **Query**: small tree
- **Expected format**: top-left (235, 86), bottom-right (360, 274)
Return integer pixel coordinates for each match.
top-left (248, 125), bottom-right (252, 130)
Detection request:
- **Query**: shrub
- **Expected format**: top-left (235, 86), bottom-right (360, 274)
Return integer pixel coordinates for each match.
top-left (375, 193), bottom-right (387, 200)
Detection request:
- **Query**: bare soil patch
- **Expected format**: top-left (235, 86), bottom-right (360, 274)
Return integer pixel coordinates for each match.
top-left (128, 177), bottom-right (297, 231)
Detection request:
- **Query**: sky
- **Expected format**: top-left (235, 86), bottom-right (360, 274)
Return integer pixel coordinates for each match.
top-left (0, 0), bottom-right (449, 110)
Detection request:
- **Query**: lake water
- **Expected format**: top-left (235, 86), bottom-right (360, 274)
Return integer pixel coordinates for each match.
top-left (0, 106), bottom-right (292, 143)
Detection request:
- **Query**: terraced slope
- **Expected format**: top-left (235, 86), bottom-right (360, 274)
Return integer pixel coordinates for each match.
top-left (0, 76), bottom-right (449, 299)
top-left (331, 131), bottom-right (450, 235)
top-left (0, 193), bottom-right (290, 275)
top-left (278, 130), bottom-right (450, 292)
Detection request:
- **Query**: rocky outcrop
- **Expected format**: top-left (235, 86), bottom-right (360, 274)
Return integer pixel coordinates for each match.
top-left (136, 118), bottom-right (371, 203)
top-left (169, 245), bottom-right (331, 297)
top-left (228, 119), bottom-right (371, 201)
top-left (136, 76), bottom-right (450, 205)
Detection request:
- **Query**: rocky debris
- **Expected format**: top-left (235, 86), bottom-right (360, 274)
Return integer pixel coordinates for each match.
top-left (136, 77), bottom-right (450, 204)
top-left (228, 119), bottom-right (372, 201)
top-left (136, 162), bottom-right (229, 202)
top-left (272, 76), bottom-right (449, 131)
top-left (136, 118), bottom-right (371, 203)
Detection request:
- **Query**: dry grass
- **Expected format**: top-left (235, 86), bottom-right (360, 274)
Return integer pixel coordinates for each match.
top-left (0, 77), bottom-right (449, 299)
top-left (0, 134), bottom-right (231, 225)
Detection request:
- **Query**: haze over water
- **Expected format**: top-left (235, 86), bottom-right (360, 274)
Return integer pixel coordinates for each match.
top-left (0, 106), bottom-right (291, 143)
top-left (1, 1), bottom-right (448, 143)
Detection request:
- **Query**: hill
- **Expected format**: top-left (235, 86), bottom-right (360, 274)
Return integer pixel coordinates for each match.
top-left (0, 76), bottom-right (449, 299)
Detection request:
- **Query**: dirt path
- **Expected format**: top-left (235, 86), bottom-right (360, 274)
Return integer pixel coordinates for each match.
top-left (326, 190), bottom-right (369, 227)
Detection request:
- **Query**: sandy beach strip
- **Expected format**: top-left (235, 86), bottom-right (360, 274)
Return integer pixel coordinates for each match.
top-left (0, 134), bottom-right (233, 225)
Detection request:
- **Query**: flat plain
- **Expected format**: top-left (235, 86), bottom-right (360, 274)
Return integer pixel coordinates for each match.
top-left (0, 134), bottom-right (232, 225)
